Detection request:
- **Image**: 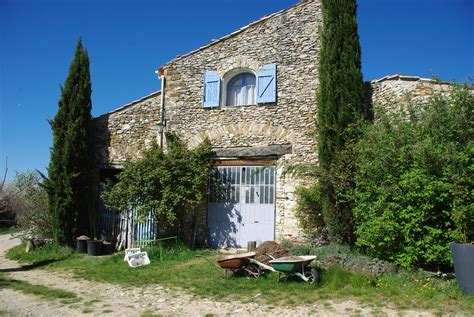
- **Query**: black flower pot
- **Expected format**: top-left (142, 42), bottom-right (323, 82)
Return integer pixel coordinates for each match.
top-left (76, 235), bottom-right (90, 253)
top-left (102, 241), bottom-right (112, 255)
top-left (87, 240), bottom-right (103, 256)
top-left (451, 242), bottom-right (474, 295)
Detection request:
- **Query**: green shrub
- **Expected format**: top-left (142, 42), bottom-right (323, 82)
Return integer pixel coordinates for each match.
top-left (354, 87), bottom-right (473, 268)
top-left (102, 134), bottom-right (213, 246)
top-left (283, 241), bottom-right (358, 260)
top-left (294, 141), bottom-right (359, 244)
top-left (295, 183), bottom-right (325, 236)
top-left (10, 171), bottom-right (52, 240)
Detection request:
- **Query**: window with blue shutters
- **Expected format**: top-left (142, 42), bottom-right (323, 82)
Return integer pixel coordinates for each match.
top-left (256, 63), bottom-right (276, 104)
top-left (227, 73), bottom-right (256, 106)
top-left (203, 71), bottom-right (221, 108)
top-left (202, 64), bottom-right (276, 109)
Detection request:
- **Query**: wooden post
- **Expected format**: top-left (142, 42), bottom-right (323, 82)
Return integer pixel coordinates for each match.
top-left (247, 241), bottom-right (256, 252)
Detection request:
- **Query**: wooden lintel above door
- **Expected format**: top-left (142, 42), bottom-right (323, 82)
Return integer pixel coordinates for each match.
top-left (213, 159), bottom-right (277, 166)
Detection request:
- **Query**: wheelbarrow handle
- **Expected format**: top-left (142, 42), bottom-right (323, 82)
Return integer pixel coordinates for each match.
top-left (264, 253), bottom-right (276, 260)
top-left (195, 255), bottom-right (221, 269)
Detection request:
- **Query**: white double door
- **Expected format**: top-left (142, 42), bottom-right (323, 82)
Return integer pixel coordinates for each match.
top-left (207, 165), bottom-right (276, 248)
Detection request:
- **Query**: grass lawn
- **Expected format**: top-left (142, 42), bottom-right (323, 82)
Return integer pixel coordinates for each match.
top-left (6, 243), bottom-right (474, 314)
top-left (0, 273), bottom-right (78, 304)
top-left (0, 226), bottom-right (16, 235)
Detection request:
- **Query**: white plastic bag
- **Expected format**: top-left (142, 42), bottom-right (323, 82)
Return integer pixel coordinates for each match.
top-left (124, 248), bottom-right (141, 261)
top-left (127, 251), bottom-right (150, 268)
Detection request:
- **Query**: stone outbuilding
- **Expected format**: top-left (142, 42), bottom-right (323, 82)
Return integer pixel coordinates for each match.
top-left (93, 0), bottom-right (462, 248)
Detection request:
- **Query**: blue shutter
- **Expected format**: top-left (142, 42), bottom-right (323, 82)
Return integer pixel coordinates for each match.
top-left (203, 70), bottom-right (221, 108)
top-left (256, 63), bottom-right (276, 104)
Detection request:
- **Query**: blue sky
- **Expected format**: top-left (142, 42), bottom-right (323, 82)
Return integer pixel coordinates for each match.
top-left (1, 0), bottom-right (473, 180)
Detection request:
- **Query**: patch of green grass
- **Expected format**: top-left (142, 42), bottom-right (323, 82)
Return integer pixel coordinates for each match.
top-left (84, 298), bottom-right (101, 305)
top-left (0, 273), bottom-right (78, 303)
top-left (141, 309), bottom-right (162, 317)
top-left (0, 226), bottom-right (16, 235)
top-left (7, 243), bottom-right (75, 266)
top-left (5, 243), bottom-right (474, 314)
top-left (82, 307), bottom-right (94, 314)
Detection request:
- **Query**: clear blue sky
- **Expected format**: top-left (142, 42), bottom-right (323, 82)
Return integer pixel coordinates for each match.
top-left (1, 0), bottom-right (473, 180)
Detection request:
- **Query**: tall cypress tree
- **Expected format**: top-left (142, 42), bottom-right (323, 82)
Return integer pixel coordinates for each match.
top-left (316, 0), bottom-right (364, 243)
top-left (45, 39), bottom-right (95, 245)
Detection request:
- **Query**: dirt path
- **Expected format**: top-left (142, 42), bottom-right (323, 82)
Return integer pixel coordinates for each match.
top-left (0, 234), bottom-right (432, 316)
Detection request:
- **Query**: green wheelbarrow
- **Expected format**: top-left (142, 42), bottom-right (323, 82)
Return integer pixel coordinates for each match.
top-left (269, 255), bottom-right (321, 283)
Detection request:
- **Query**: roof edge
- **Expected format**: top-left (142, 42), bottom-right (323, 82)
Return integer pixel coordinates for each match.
top-left (370, 74), bottom-right (465, 86)
top-left (94, 90), bottom-right (161, 119)
top-left (157, 0), bottom-right (312, 74)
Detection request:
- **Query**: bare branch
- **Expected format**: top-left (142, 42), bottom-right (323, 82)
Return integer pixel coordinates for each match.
top-left (0, 157), bottom-right (7, 192)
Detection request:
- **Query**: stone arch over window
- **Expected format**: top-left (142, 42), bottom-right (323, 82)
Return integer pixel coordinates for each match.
top-left (221, 68), bottom-right (257, 107)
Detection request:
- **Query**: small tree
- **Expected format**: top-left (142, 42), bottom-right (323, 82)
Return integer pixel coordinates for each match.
top-left (102, 135), bottom-right (213, 247)
top-left (313, 0), bottom-right (365, 243)
top-left (44, 39), bottom-right (96, 245)
top-left (11, 171), bottom-right (52, 240)
top-left (0, 159), bottom-right (17, 225)
top-left (0, 159), bottom-right (36, 226)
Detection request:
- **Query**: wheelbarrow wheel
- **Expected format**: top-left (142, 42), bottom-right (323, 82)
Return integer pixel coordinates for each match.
top-left (244, 263), bottom-right (262, 278)
top-left (304, 268), bottom-right (321, 284)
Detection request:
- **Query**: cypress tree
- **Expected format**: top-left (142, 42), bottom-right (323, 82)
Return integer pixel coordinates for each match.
top-left (45, 39), bottom-right (95, 245)
top-left (316, 0), bottom-right (364, 243)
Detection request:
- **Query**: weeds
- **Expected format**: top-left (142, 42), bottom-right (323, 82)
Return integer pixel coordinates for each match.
top-left (5, 243), bottom-right (474, 313)
top-left (0, 273), bottom-right (78, 304)
top-left (0, 226), bottom-right (16, 235)
top-left (7, 242), bottom-right (74, 265)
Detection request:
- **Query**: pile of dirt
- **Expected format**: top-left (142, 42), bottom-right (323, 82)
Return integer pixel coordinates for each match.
top-left (254, 241), bottom-right (288, 264)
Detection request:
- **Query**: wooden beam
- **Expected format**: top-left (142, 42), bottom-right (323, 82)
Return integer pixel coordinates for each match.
top-left (213, 159), bottom-right (277, 166)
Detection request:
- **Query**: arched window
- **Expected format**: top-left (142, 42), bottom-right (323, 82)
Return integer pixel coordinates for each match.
top-left (227, 73), bottom-right (256, 106)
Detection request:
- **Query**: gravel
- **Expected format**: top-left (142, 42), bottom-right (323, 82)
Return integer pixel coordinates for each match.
top-left (0, 234), bottom-right (432, 316)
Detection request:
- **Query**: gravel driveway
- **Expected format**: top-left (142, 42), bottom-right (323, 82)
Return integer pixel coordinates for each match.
top-left (0, 234), bottom-right (433, 316)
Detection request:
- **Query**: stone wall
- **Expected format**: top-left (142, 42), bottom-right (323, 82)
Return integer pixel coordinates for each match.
top-left (94, 91), bottom-right (161, 168)
top-left (159, 0), bottom-right (323, 241)
top-left (370, 74), bottom-right (461, 113)
top-left (92, 0), bottom-right (469, 245)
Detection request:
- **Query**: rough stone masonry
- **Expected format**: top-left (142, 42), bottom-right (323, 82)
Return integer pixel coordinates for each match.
top-left (95, 0), bottom-right (323, 242)
top-left (93, 0), bottom-right (463, 243)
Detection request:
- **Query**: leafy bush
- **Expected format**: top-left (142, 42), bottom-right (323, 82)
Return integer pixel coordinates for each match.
top-left (283, 241), bottom-right (397, 274)
top-left (353, 87), bottom-right (473, 268)
top-left (0, 163), bottom-right (16, 226)
top-left (294, 128), bottom-right (361, 244)
top-left (102, 134), bottom-right (212, 246)
top-left (295, 183), bottom-right (325, 236)
top-left (9, 171), bottom-right (53, 240)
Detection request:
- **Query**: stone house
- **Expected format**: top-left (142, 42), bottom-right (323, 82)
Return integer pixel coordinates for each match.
top-left (93, 0), bottom-right (459, 248)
